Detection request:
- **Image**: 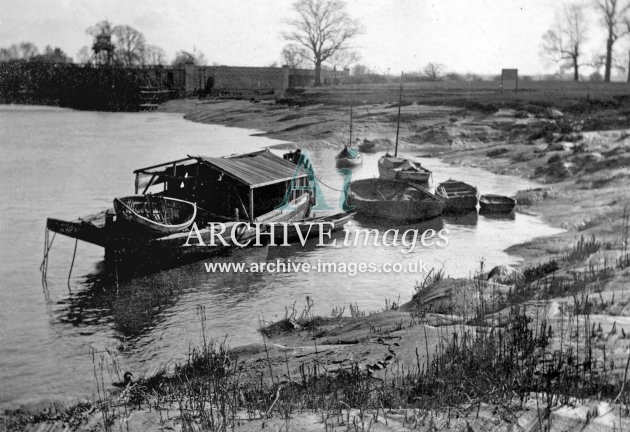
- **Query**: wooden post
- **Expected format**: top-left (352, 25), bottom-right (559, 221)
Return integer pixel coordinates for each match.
top-left (249, 188), bottom-right (255, 223)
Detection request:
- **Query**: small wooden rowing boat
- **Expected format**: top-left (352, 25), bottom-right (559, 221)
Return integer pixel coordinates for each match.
top-left (435, 179), bottom-right (479, 213)
top-left (479, 194), bottom-right (517, 214)
top-left (347, 178), bottom-right (443, 222)
top-left (265, 211), bottom-right (355, 243)
top-left (358, 138), bottom-right (377, 153)
top-left (113, 195), bottom-right (197, 236)
top-left (378, 154), bottom-right (432, 183)
top-left (336, 145), bottom-right (363, 167)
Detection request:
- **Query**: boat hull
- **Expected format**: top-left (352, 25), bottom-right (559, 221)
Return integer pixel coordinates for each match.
top-left (335, 156), bottom-right (363, 168)
top-left (347, 178), bottom-right (443, 222)
top-left (266, 211), bottom-right (355, 243)
top-left (47, 210), bottom-right (113, 248)
top-left (378, 155), bottom-right (431, 183)
top-left (357, 139), bottom-right (377, 153)
top-left (479, 194), bottom-right (517, 214)
top-left (435, 180), bottom-right (479, 213)
top-left (47, 195), bottom-right (311, 273)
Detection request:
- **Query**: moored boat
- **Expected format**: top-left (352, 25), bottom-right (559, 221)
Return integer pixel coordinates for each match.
top-left (347, 178), bottom-right (443, 222)
top-left (113, 195), bottom-right (197, 236)
top-left (336, 145), bottom-right (363, 167)
top-left (378, 74), bottom-right (432, 184)
top-left (479, 194), bottom-right (517, 214)
top-left (435, 179), bottom-right (479, 213)
top-left (46, 149), bottom-right (313, 272)
top-left (335, 95), bottom-right (363, 168)
top-left (265, 211), bottom-right (355, 243)
top-left (378, 155), bottom-right (431, 183)
top-left (358, 138), bottom-right (377, 153)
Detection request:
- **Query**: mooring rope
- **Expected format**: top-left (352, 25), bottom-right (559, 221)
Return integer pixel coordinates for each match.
top-left (312, 172), bottom-right (345, 193)
top-left (40, 227), bottom-right (48, 272)
top-left (40, 227), bottom-right (57, 302)
top-left (67, 239), bottom-right (78, 292)
top-left (40, 227), bottom-right (56, 275)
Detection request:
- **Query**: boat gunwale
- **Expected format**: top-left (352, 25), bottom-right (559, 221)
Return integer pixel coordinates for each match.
top-left (114, 195), bottom-right (198, 231)
top-left (349, 178), bottom-right (442, 203)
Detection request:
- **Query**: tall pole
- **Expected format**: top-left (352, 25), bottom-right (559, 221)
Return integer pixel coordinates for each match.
top-left (349, 88), bottom-right (353, 146)
top-left (349, 103), bottom-right (353, 145)
top-left (394, 72), bottom-right (403, 157)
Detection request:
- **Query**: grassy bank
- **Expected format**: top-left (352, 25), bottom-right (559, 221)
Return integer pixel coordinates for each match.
top-left (5, 231), bottom-right (630, 430)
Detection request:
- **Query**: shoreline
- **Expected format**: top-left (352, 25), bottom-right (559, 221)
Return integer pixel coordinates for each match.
top-left (4, 96), bottom-right (630, 430)
top-left (158, 98), bottom-right (577, 263)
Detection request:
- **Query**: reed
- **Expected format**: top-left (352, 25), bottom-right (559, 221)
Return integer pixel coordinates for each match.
top-left (9, 238), bottom-right (629, 431)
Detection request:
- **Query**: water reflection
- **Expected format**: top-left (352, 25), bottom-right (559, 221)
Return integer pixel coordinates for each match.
top-left (480, 212), bottom-right (516, 221)
top-left (57, 272), bottom-right (183, 339)
top-left (351, 214), bottom-right (444, 236)
top-left (56, 247), bottom-right (274, 340)
top-left (442, 211), bottom-right (479, 227)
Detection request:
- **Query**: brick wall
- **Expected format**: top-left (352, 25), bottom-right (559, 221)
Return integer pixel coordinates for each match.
top-left (154, 65), bottom-right (350, 96)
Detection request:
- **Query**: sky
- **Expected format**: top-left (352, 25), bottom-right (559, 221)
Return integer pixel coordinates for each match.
top-left (0, 0), bottom-right (621, 76)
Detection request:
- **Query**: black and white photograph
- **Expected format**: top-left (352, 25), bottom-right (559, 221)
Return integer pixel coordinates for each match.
top-left (2, 0), bottom-right (630, 430)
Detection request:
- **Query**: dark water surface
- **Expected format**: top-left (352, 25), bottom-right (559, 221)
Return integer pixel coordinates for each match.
top-left (0, 105), bottom-right (563, 409)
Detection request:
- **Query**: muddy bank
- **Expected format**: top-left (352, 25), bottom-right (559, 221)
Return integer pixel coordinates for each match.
top-left (4, 96), bottom-right (630, 431)
top-left (160, 98), bottom-right (630, 263)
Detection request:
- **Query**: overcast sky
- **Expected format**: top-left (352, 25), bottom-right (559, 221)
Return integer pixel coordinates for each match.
top-left (0, 0), bottom-right (620, 76)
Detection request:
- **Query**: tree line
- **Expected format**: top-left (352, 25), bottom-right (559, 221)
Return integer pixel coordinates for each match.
top-left (0, 20), bottom-right (207, 68)
top-left (542, 0), bottom-right (630, 82)
top-left (7, 0), bottom-right (630, 90)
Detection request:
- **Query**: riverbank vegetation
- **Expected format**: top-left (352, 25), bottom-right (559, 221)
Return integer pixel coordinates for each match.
top-left (4, 228), bottom-right (630, 431)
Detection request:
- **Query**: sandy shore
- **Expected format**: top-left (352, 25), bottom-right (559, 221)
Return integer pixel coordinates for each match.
top-left (4, 96), bottom-right (630, 431)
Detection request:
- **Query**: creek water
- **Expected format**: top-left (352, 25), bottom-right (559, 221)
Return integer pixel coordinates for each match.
top-left (0, 105), bottom-right (563, 409)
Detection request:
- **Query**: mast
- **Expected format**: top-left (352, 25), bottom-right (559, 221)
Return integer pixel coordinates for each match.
top-left (349, 90), bottom-right (353, 146)
top-left (394, 72), bottom-right (403, 157)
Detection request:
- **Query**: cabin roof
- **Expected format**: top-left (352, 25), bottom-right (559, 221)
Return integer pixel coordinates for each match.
top-left (194, 149), bottom-right (305, 188)
top-left (134, 149), bottom-right (306, 189)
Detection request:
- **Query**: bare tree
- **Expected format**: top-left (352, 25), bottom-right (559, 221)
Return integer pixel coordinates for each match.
top-left (326, 50), bottom-right (359, 83)
top-left (283, 0), bottom-right (361, 86)
top-left (113, 25), bottom-right (146, 66)
top-left (86, 20), bottom-right (114, 37)
top-left (625, 18), bottom-right (630, 81)
top-left (76, 46), bottom-right (91, 64)
top-left (595, 0), bottom-right (629, 81)
top-left (38, 46), bottom-right (71, 63)
top-left (172, 50), bottom-right (207, 66)
top-left (281, 44), bottom-right (309, 69)
top-left (326, 49), bottom-right (359, 71)
top-left (351, 63), bottom-right (368, 77)
top-left (423, 62), bottom-right (446, 81)
top-left (542, 3), bottom-right (588, 81)
top-left (18, 42), bottom-right (39, 59)
top-left (141, 44), bottom-right (167, 66)
top-left (0, 45), bottom-right (19, 61)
